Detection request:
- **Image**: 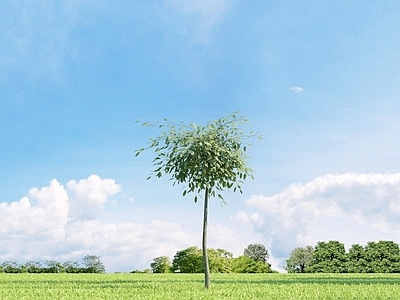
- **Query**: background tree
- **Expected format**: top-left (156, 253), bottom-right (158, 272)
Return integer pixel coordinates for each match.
top-left (285, 246), bottom-right (314, 273)
top-left (232, 255), bottom-right (273, 273)
top-left (347, 244), bottom-right (368, 273)
top-left (82, 255), bottom-right (106, 273)
top-left (150, 256), bottom-right (172, 273)
top-left (45, 260), bottom-right (63, 273)
top-left (136, 112), bottom-right (259, 288)
top-left (172, 246), bottom-right (203, 273)
top-left (1, 261), bottom-right (20, 273)
top-left (307, 241), bottom-right (347, 273)
top-left (24, 261), bottom-right (43, 273)
top-left (364, 241), bottom-right (400, 273)
top-left (243, 243), bottom-right (269, 263)
top-left (171, 247), bottom-right (234, 273)
top-left (208, 248), bottom-right (233, 273)
top-left (63, 261), bottom-right (82, 273)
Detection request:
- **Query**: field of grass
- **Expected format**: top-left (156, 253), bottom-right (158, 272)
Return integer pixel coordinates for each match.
top-left (0, 273), bottom-right (399, 299)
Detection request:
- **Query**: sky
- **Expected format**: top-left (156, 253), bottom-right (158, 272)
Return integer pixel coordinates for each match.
top-left (1, 1), bottom-right (400, 273)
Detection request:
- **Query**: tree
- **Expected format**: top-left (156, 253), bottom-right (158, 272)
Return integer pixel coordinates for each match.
top-left (150, 256), bottom-right (172, 273)
top-left (45, 260), bottom-right (63, 273)
top-left (285, 246), bottom-right (314, 273)
top-left (243, 243), bottom-right (269, 263)
top-left (232, 255), bottom-right (273, 273)
top-left (347, 244), bottom-right (368, 273)
top-left (364, 241), bottom-right (400, 273)
top-left (82, 255), bottom-right (106, 273)
top-left (136, 112), bottom-right (259, 288)
top-left (171, 247), bottom-right (234, 274)
top-left (24, 261), bottom-right (43, 273)
top-left (63, 261), bottom-right (82, 273)
top-left (1, 261), bottom-right (20, 273)
top-left (307, 241), bottom-right (347, 273)
top-left (208, 248), bottom-right (233, 273)
top-left (172, 246), bottom-right (204, 273)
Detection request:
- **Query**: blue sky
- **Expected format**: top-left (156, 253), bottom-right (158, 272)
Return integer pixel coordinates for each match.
top-left (2, 1), bottom-right (400, 272)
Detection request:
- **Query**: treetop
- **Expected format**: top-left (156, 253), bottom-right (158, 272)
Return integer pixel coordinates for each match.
top-left (135, 112), bottom-right (261, 203)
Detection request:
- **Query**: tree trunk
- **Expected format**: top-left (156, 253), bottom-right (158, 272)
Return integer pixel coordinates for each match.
top-left (202, 187), bottom-right (211, 289)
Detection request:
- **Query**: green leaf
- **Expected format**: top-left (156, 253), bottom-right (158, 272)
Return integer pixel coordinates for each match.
top-left (136, 112), bottom-right (259, 206)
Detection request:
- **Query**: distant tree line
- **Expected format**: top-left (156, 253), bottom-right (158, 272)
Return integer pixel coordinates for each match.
top-left (0, 255), bottom-right (105, 274)
top-left (286, 241), bottom-right (400, 273)
top-left (148, 244), bottom-right (277, 274)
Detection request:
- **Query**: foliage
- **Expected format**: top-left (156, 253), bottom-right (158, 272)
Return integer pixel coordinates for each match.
top-left (307, 241), bottom-right (348, 273)
top-left (63, 261), bottom-right (83, 273)
top-left (1, 261), bottom-right (20, 273)
top-left (24, 261), bottom-right (43, 273)
top-left (45, 260), bottom-right (64, 273)
top-left (150, 256), bottom-right (172, 273)
top-left (172, 246), bottom-right (204, 273)
top-left (208, 248), bottom-right (233, 273)
top-left (171, 247), bottom-right (234, 273)
top-left (166, 245), bottom-right (274, 274)
top-left (82, 255), bottom-right (106, 274)
top-left (347, 244), bottom-right (368, 273)
top-left (243, 243), bottom-right (269, 263)
top-left (304, 240), bottom-right (400, 273)
top-left (364, 241), bottom-right (400, 273)
top-left (232, 255), bottom-right (273, 273)
top-left (286, 246), bottom-right (314, 273)
top-left (135, 112), bottom-right (259, 203)
top-left (0, 256), bottom-right (105, 273)
top-left (2, 274), bottom-right (400, 299)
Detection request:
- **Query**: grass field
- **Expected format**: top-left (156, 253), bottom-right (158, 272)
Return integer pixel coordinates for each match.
top-left (0, 273), bottom-right (399, 299)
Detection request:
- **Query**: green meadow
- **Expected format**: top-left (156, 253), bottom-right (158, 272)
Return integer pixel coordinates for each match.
top-left (0, 273), bottom-right (399, 299)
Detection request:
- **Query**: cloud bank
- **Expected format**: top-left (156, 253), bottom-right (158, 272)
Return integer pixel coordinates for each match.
top-left (0, 174), bottom-right (241, 272)
top-left (242, 173), bottom-right (400, 266)
top-left (5, 172), bottom-right (400, 272)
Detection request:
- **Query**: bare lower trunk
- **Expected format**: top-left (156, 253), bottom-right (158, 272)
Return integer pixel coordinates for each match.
top-left (202, 187), bottom-right (210, 289)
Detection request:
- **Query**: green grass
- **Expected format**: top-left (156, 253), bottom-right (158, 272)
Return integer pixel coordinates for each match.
top-left (0, 273), bottom-right (399, 299)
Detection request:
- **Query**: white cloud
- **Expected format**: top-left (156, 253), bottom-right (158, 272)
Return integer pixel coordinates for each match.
top-left (0, 179), bottom-right (68, 242)
top-left (64, 219), bottom-right (198, 271)
top-left (232, 210), bottom-right (249, 223)
top-left (245, 173), bottom-right (400, 267)
top-left (67, 174), bottom-right (121, 220)
top-left (0, 175), bottom-right (201, 272)
top-left (290, 86), bottom-right (303, 93)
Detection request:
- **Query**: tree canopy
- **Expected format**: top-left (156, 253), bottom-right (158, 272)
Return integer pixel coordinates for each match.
top-left (285, 246), bottom-right (314, 273)
top-left (150, 256), bottom-right (172, 273)
top-left (135, 112), bottom-right (259, 203)
top-left (243, 243), bottom-right (269, 263)
top-left (307, 241), bottom-right (348, 273)
top-left (82, 255), bottom-right (105, 274)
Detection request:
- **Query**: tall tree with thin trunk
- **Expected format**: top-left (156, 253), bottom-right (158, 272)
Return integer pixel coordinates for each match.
top-left (136, 112), bottom-right (259, 288)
